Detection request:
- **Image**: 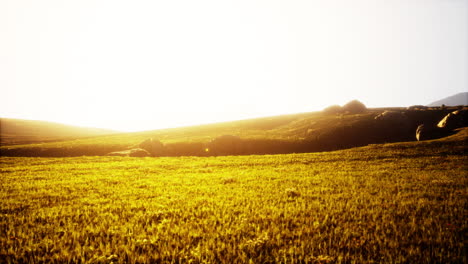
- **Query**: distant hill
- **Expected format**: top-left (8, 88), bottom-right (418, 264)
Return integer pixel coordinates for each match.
top-left (428, 92), bottom-right (468, 107)
top-left (0, 118), bottom-right (118, 146)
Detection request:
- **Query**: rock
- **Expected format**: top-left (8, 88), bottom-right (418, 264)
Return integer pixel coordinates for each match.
top-left (416, 124), bottom-right (448, 141)
top-left (437, 110), bottom-right (468, 130)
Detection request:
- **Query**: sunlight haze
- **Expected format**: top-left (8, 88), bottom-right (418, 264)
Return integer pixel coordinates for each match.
top-left (1, 0), bottom-right (467, 131)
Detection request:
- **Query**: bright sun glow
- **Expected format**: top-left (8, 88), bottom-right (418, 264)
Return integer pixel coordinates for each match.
top-left (1, 0), bottom-right (467, 131)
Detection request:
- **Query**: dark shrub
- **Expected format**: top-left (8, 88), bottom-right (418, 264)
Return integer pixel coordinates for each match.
top-left (342, 100), bottom-right (367, 114)
top-left (322, 105), bottom-right (342, 114)
top-left (139, 138), bottom-right (165, 156)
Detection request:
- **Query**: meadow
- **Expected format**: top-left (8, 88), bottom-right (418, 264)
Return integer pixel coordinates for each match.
top-left (1, 128), bottom-right (466, 263)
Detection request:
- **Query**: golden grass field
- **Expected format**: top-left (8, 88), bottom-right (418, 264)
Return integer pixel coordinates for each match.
top-left (1, 128), bottom-right (466, 263)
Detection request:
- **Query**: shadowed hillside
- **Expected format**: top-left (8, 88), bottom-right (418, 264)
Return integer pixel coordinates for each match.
top-left (2, 105), bottom-right (466, 157)
top-left (0, 118), bottom-right (118, 146)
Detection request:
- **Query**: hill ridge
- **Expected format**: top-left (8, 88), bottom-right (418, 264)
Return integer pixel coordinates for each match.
top-left (2, 106), bottom-right (466, 157)
top-left (0, 118), bottom-right (119, 146)
top-left (428, 92), bottom-right (468, 106)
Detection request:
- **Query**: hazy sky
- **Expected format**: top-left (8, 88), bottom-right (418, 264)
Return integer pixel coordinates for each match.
top-left (1, 0), bottom-right (467, 131)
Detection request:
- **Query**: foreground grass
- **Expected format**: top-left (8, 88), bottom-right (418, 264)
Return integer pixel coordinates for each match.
top-left (0, 132), bottom-right (467, 263)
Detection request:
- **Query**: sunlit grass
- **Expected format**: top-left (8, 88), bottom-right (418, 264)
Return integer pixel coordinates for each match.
top-left (0, 134), bottom-right (467, 263)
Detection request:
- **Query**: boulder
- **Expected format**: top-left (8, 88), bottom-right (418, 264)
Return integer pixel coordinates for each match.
top-left (416, 124), bottom-right (448, 141)
top-left (437, 110), bottom-right (468, 130)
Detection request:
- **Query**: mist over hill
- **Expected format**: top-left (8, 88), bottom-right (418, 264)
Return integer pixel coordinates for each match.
top-left (0, 118), bottom-right (118, 145)
top-left (428, 92), bottom-right (468, 107)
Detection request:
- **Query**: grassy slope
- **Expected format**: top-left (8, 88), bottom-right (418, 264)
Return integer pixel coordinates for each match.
top-left (0, 128), bottom-right (466, 263)
top-left (0, 108), bottom-right (454, 157)
top-left (0, 118), bottom-right (118, 146)
top-left (1, 111), bottom-right (322, 146)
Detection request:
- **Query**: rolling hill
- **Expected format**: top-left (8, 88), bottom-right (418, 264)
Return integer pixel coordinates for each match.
top-left (0, 118), bottom-right (118, 146)
top-left (1, 106), bottom-right (464, 157)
